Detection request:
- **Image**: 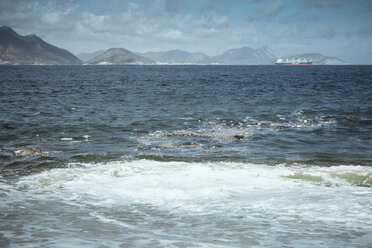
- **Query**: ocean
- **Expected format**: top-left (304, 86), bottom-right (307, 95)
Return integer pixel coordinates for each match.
top-left (0, 65), bottom-right (371, 247)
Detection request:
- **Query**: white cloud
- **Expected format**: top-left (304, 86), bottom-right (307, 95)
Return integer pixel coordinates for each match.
top-left (299, 0), bottom-right (343, 8)
top-left (42, 12), bottom-right (61, 25)
top-left (247, 0), bottom-right (287, 21)
top-left (0, 0), bottom-right (368, 64)
top-left (265, 0), bottom-right (287, 19)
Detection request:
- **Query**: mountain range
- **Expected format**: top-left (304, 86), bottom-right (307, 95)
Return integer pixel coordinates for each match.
top-left (0, 26), bottom-right (81, 65)
top-left (87, 48), bottom-right (155, 65)
top-left (77, 50), bottom-right (105, 62)
top-left (137, 46), bottom-right (277, 65)
top-left (139, 50), bottom-right (212, 64)
top-left (1, 26), bottom-right (347, 65)
top-left (212, 45), bottom-right (277, 65)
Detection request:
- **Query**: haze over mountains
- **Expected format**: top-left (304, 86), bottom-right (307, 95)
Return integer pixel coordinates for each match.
top-left (1, 26), bottom-right (347, 65)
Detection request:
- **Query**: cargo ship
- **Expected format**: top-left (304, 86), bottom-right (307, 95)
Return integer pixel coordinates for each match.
top-left (276, 58), bottom-right (312, 65)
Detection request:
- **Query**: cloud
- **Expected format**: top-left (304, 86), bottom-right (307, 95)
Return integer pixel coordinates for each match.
top-left (0, 0), bottom-right (370, 64)
top-left (0, 0), bottom-right (78, 33)
top-left (248, 0), bottom-right (287, 21)
top-left (244, 0), bottom-right (263, 3)
top-left (358, 24), bottom-right (372, 37)
top-left (358, 0), bottom-right (372, 13)
top-left (299, 0), bottom-right (343, 8)
top-left (308, 27), bottom-right (337, 40)
top-left (0, 0), bottom-right (231, 53)
top-left (365, 5), bottom-right (372, 12)
top-left (269, 24), bottom-right (338, 45)
top-left (265, 0), bottom-right (287, 19)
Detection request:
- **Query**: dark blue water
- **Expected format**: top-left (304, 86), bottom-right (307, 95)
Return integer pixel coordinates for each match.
top-left (0, 65), bottom-right (372, 247)
top-left (1, 65), bottom-right (371, 171)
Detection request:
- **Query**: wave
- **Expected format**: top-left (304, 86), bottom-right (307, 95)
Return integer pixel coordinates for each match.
top-left (3, 159), bottom-right (371, 248)
top-left (15, 160), bottom-right (372, 196)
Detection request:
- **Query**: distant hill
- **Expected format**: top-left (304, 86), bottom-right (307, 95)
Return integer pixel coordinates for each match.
top-left (77, 50), bottom-right (105, 62)
top-left (281, 53), bottom-right (347, 65)
top-left (88, 48), bottom-right (155, 65)
top-left (141, 49), bottom-right (212, 64)
top-left (212, 46), bottom-right (277, 65)
top-left (0, 26), bottom-right (347, 66)
top-left (0, 26), bottom-right (81, 65)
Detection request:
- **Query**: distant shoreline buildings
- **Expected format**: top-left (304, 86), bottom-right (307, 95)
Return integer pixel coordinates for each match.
top-left (276, 58), bottom-right (312, 65)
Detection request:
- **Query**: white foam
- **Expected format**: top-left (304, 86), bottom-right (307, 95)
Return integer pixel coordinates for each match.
top-left (16, 161), bottom-right (372, 208)
top-left (3, 161), bottom-right (372, 247)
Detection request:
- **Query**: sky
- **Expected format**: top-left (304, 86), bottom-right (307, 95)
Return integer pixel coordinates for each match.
top-left (1, 0), bottom-right (372, 64)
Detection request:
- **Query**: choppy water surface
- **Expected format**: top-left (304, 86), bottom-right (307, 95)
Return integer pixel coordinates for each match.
top-left (0, 65), bottom-right (371, 247)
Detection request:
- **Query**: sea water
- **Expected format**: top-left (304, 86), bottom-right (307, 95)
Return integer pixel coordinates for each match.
top-left (0, 65), bottom-right (371, 247)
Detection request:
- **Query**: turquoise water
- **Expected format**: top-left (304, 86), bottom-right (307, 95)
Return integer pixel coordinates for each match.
top-left (0, 65), bottom-right (371, 247)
